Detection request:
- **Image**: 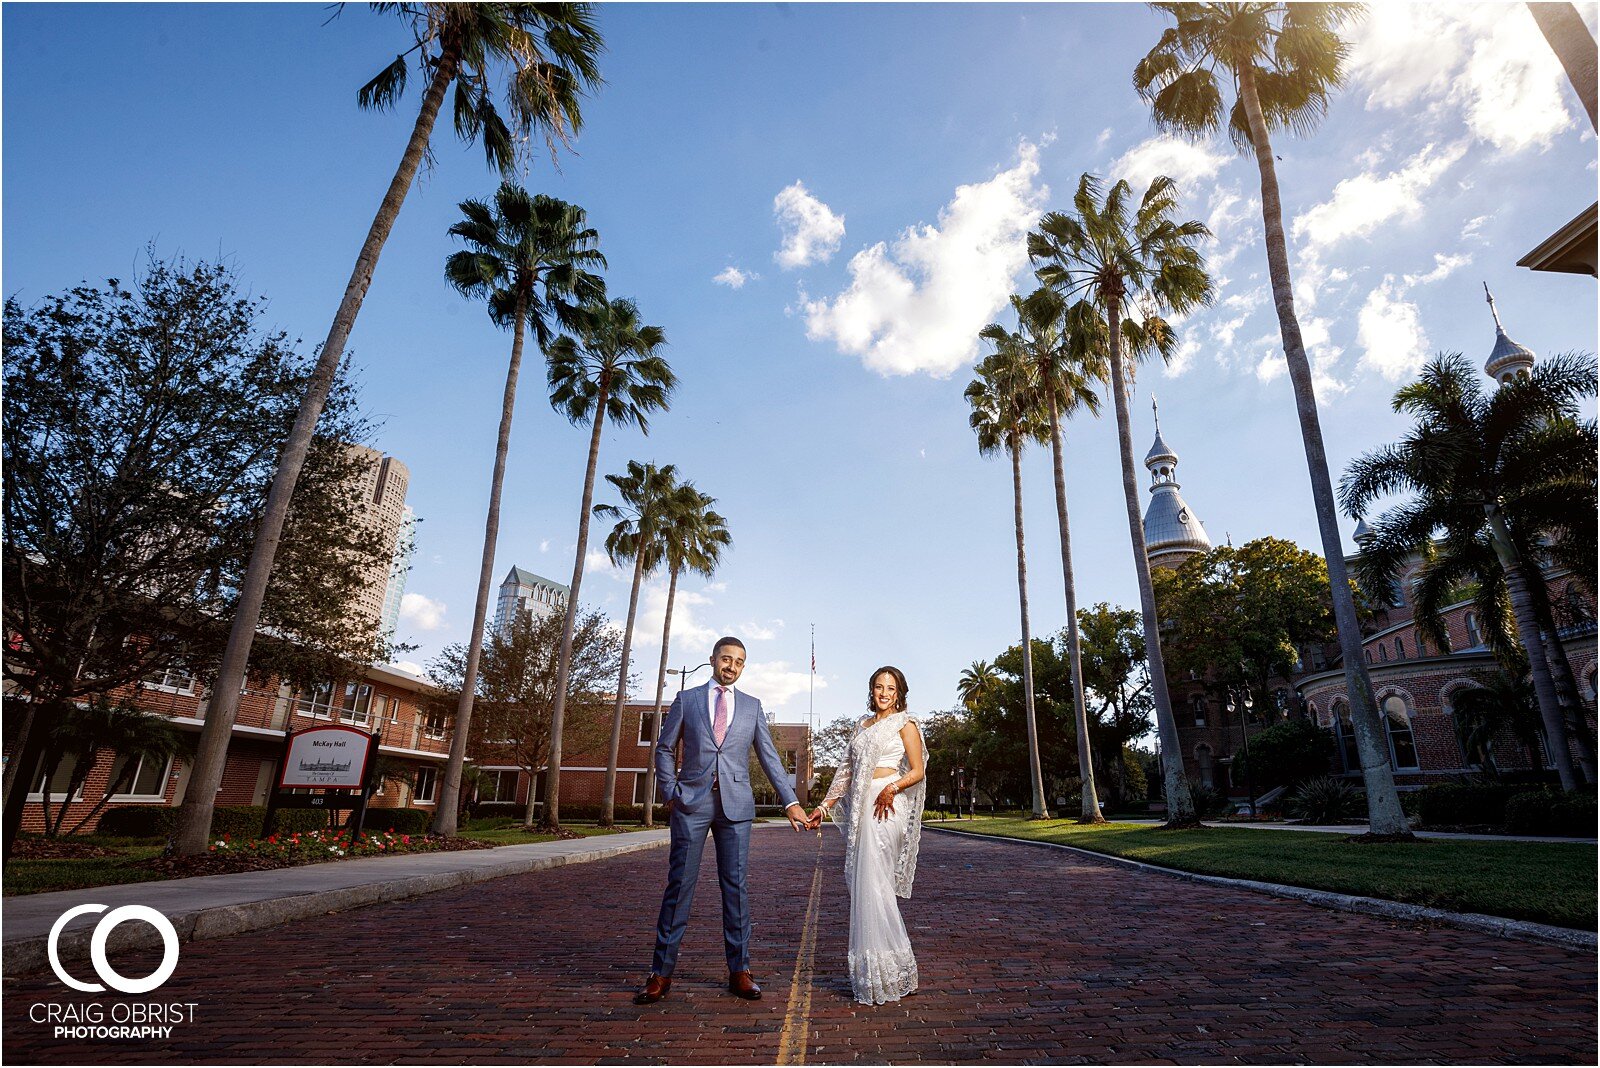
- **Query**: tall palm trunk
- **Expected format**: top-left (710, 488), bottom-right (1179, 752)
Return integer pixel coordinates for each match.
top-left (1528, 2), bottom-right (1599, 130)
top-left (173, 43), bottom-right (464, 856)
top-left (1009, 438), bottom-right (1050, 820)
top-left (434, 287), bottom-right (530, 837)
top-left (600, 543), bottom-right (648, 827)
top-left (1524, 572), bottom-right (1597, 782)
top-left (641, 565), bottom-right (681, 829)
top-left (1237, 64), bottom-right (1410, 836)
top-left (544, 376), bottom-right (611, 831)
top-left (1047, 395), bottom-right (1103, 824)
top-left (1104, 294), bottom-right (1196, 826)
top-left (1484, 504), bottom-right (1577, 788)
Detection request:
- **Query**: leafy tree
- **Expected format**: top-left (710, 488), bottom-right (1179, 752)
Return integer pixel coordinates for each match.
top-left (30, 701), bottom-right (181, 839)
top-left (434, 183), bottom-right (606, 837)
top-left (1152, 536), bottom-right (1341, 698)
top-left (542, 296), bottom-right (675, 830)
top-left (1341, 352), bottom-right (1598, 789)
top-left (1134, 2), bottom-right (1413, 837)
top-left (965, 346), bottom-right (1052, 818)
top-left (1075, 603), bottom-right (1158, 806)
top-left (1029, 172), bottom-right (1212, 826)
top-left (1451, 667), bottom-right (1546, 779)
top-left (427, 605), bottom-right (619, 829)
top-left (638, 485), bottom-right (731, 827)
top-left (986, 287), bottom-right (1109, 823)
top-left (2, 258), bottom-right (389, 860)
top-left (1228, 717), bottom-right (1335, 792)
top-left (593, 461), bottom-right (680, 826)
top-left (181, 2), bottom-right (605, 856)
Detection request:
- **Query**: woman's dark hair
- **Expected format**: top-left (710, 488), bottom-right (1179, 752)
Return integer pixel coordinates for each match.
top-left (866, 665), bottom-right (910, 713)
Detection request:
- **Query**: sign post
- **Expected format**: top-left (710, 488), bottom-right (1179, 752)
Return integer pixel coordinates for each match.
top-left (261, 725), bottom-right (381, 839)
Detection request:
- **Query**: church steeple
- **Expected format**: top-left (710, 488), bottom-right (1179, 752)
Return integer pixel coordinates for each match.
top-left (1142, 396), bottom-right (1212, 569)
top-left (1484, 283), bottom-right (1536, 386)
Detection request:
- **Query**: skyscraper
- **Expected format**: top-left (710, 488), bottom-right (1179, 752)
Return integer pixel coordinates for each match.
top-left (494, 566), bottom-right (569, 636)
top-left (343, 445), bottom-right (411, 633)
top-left (380, 505), bottom-right (418, 641)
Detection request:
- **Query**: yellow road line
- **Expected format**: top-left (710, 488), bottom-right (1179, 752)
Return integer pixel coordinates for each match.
top-left (777, 837), bottom-right (824, 1065)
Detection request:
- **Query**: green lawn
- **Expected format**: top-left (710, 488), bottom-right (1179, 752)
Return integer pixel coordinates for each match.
top-left (3, 823), bottom-right (636, 897)
top-left (934, 817), bottom-right (1597, 930)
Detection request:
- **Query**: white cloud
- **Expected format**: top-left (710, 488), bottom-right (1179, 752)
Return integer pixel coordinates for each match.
top-left (585, 549), bottom-right (622, 580)
top-left (1404, 251), bottom-right (1472, 287)
top-left (539, 539), bottom-right (551, 553)
top-left (801, 141), bottom-right (1048, 378)
top-left (713, 265), bottom-right (755, 289)
top-left (740, 620), bottom-right (784, 641)
top-left (636, 583), bottom-right (720, 659)
top-left (1164, 331), bottom-right (1203, 377)
top-left (774, 181), bottom-right (845, 269)
top-left (1346, 3), bottom-right (1575, 155)
top-left (398, 593), bottom-right (446, 631)
top-left (1291, 141), bottom-right (1467, 250)
top-left (1109, 134), bottom-right (1230, 196)
top-left (1357, 276), bottom-right (1431, 382)
top-left (735, 659), bottom-right (827, 714)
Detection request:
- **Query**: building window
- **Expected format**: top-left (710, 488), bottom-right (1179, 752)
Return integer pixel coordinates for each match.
top-left (1382, 695), bottom-right (1420, 770)
top-left (1465, 612), bottom-right (1481, 647)
top-left (414, 766), bottom-right (437, 803)
top-left (1195, 745), bottom-right (1214, 790)
top-left (388, 697), bottom-right (402, 724)
top-left (295, 681), bottom-right (335, 719)
top-left (1364, 650), bottom-right (1372, 664)
top-left (637, 709), bottom-right (658, 746)
top-left (143, 665), bottom-right (196, 695)
top-left (1394, 637), bottom-right (1405, 661)
top-left (1191, 695), bottom-right (1208, 727)
top-left (341, 682), bottom-right (373, 725)
top-left (632, 772), bottom-right (651, 806)
top-left (422, 709), bottom-right (447, 739)
top-left (1565, 584), bottom-right (1594, 627)
top-left (29, 755), bottom-right (87, 802)
top-left (106, 753), bottom-right (172, 800)
top-left (481, 768), bottom-right (518, 804)
top-left (782, 748), bottom-right (798, 774)
top-left (1333, 702), bottom-right (1360, 773)
top-left (1379, 643), bottom-right (1389, 663)
top-left (1413, 631), bottom-right (1426, 657)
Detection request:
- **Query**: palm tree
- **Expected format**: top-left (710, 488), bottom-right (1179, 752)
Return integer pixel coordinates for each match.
top-left (175, 4), bottom-right (604, 856)
top-left (1341, 352), bottom-right (1598, 790)
top-left (592, 460), bottom-right (680, 827)
top-left (1452, 666), bottom-right (1546, 778)
top-left (956, 660), bottom-right (1001, 712)
top-left (1528, 1), bottom-right (1598, 131)
top-left (542, 297), bottom-right (675, 830)
top-left (1028, 172), bottom-right (1210, 827)
top-left (1134, 2), bottom-right (1413, 836)
top-left (965, 345), bottom-right (1052, 820)
top-left (992, 287), bottom-right (1109, 824)
top-left (39, 701), bottom-right (180, 838)
top-left (431, 183), bottom-right (606, 837)
top-left (640, 486), bottom-right (732, 828)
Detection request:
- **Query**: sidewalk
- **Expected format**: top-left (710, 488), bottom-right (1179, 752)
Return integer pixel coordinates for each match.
top-left (3, 826), bottom-right (674, 976)
top-left (1022, 816), bottom-right (1598, 843)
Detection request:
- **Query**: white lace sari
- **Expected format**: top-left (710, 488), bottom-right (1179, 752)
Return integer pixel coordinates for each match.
top-left (822, 712), bottom-right (927, 1005)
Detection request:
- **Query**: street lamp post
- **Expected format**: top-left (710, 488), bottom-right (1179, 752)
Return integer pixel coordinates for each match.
top-left (1227, 680), bottom-right (1258, 816)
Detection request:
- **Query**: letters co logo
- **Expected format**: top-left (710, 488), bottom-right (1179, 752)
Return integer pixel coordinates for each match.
top-left (48, 904), bottom-right (178, 994)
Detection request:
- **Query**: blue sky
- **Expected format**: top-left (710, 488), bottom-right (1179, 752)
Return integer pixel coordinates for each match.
top-left (5, 2), bottom-right (1597, 728)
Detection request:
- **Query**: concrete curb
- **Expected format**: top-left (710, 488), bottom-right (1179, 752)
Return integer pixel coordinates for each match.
top-left (930, 825), bottom-right (1596, 953)
top-left (4, 830), bottom-right (671, 977)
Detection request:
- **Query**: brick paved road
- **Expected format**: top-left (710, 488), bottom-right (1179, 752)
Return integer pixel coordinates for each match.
top-left (4, 829), bottom-right (1594, 1064)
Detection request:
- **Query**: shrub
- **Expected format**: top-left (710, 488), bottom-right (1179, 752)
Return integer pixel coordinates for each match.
top-left (526, 803), bottom-right (646, 823)
top-left (470, 802), bottom-right (523, 821)
top-left (374, 808), bottom-right (433, 835)
top-left (1188, 785), bottom-right (1232, 818)
top-left (1413, 782), bottom-right (1544, 828)
top-left (1231, 719), bottom-right (1336, 789)
top-left (1504, 790), bottom-right (1600, 837)
top-left (97, 804), bottom-right (329, 839)
top-left (1287, 776), bottom-right (1366, 823)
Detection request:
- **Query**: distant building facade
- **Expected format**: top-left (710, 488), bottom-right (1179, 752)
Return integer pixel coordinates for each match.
top-left (493, 566), bottom-right (569, 636)
top-left (380, 505), bottom-right (418, 642)
top-left (344, 445), bottom-right (411, 633)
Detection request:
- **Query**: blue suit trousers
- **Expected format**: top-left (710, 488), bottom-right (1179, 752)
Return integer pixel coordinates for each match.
top-left (650, 787), bottom-right (752, 976)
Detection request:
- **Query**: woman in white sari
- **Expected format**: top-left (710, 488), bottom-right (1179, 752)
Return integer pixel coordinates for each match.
top-left (807, 666), bottom-right (928, 1005)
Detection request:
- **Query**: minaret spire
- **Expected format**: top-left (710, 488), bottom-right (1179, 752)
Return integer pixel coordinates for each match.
top-left (1485, 282), bottom-right (1504, 331)
top-left (1482, 281), bottom-right (1535, 385)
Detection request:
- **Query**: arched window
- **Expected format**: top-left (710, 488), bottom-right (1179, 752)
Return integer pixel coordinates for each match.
top-left (1332, 702), bottom-right (1360, 773)
top-left (1195, 745), bottom-right (1214, 790)
top-left (1382, 695), bottom-right (1420, 770)
top-left (1379, 643), bottom-right (1389, 663)
top-left (1414, 630), bottom-right (1426, 657)
top-left (1364, 649), bottom-right (1373, 664)
top-left (1191, 694), bottom-right (1208, 727)
top-left (1465, 612), bottom-right (1481, 647)
top-left (1566, 583), bottom-right (1594, 626)
top-left (1394, 637), bottom-right (1405, 660)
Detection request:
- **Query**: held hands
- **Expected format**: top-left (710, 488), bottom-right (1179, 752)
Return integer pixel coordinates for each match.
top-left (785, 803), bottom-right (808, 832)
top-left (805, 806), bottom-right (827, 830)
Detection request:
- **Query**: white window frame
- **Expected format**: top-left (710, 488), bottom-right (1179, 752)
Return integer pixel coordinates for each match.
top-left (1191, 695), bottom-right (1207, 728)
top-left (632, 771), bottom-right (651, 806)
top-left (295, 681), bottom-right (335, 720)
top-left (637, 710), bottom-right (657, 746)
top-left (422, 710), bottom-right (447, 740)
top-left (28, 756), bottom-right (88, 803)
top-left (143, 666), bottom-right (196, 695)
top-left (107, 753), bottom-right (174, 802)
top-left (341, 682), bottom-right (373, 726)
top-left (414, 766), bottom-right (438, 804)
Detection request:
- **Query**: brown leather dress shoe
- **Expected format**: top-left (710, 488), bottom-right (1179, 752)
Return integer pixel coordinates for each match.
top-left (728, 970), bottom-right (762, 1000)
top-left (633, 974), bottom-right (672, 1005)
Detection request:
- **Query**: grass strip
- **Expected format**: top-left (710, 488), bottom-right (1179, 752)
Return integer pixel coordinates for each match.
top-left (937, 818), bottom-right (1597, 930)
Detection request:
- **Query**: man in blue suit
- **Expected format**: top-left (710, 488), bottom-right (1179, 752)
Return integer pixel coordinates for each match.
top-left (635, 636), bottom-right (808, 1004)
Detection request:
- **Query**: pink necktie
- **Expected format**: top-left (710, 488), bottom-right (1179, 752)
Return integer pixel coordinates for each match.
top-left (713, 686), bottom-right (729, 746)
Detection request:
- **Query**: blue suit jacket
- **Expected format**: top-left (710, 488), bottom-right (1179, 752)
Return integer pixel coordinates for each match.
top-left (654, 682), bottom-right (799, 821)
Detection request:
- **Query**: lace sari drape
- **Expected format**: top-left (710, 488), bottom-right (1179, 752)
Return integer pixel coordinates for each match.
top-left (822, 712), bottom-right (927, 1004)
